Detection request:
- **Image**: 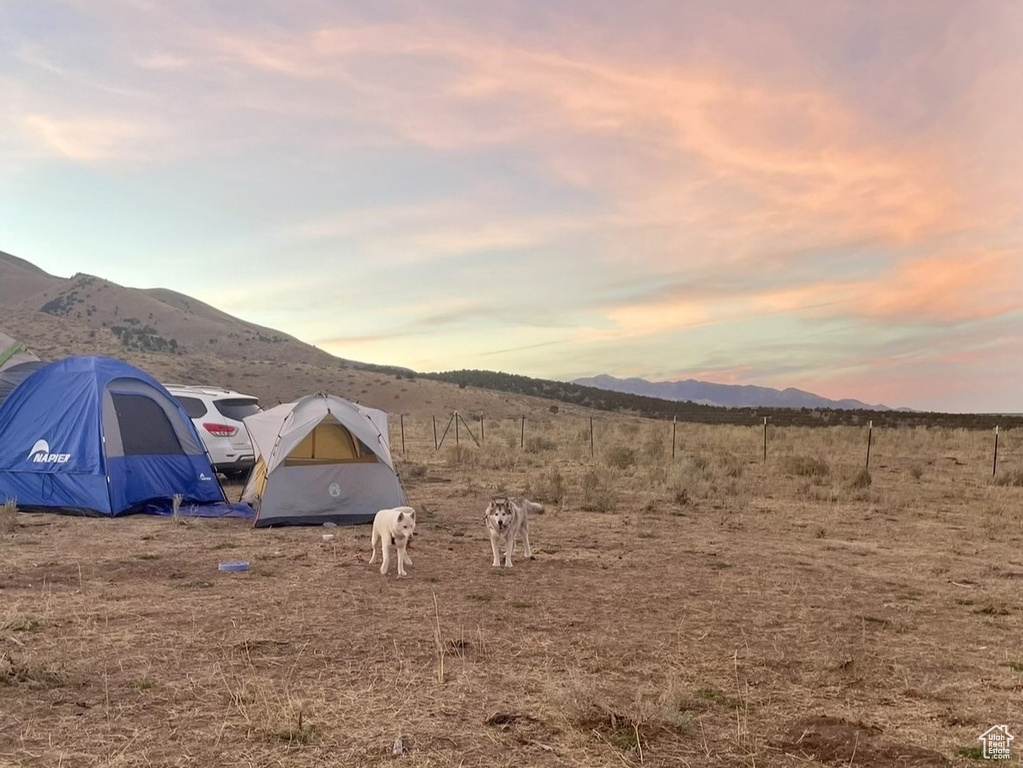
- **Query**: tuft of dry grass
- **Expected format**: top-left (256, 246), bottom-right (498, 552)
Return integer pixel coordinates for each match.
top-left (783, 455), bottom-right (831, 477)
top-left (850, 468), bottom-right (873, 489)
top-left (553, 676), bottom-right (693, 758)
top-left (1, 617), bottom-right (40, 633)
top-left (528, 469), bottom-right (565, 504)
top-left (526, 435), bottom-right (557, 452)
top-left (0, 498), bottom-right (17, 534)
top-left (993, 468), bottom-right (1023, 487)
top-left (580, 469), bottom-right (617, 512)
top-left (432, 591), bottom-right (446, 684)
top-left (604, 445), bottom-right (636, 470)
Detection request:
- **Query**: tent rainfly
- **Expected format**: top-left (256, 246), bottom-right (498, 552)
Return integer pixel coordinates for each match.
top-left (0, 331), bottom-right (38, 373)
top-left (241, 393), bottom-right (407, 527)
top-left (0, 356), bottom-right (248, 517)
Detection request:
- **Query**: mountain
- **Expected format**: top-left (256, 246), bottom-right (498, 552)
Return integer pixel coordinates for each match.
top-left (0, 250), bottom-right (348, 366)
top-left (0, 250), bottom-right (592, 421)
top-left (572, 374), bottom-right (893, 410)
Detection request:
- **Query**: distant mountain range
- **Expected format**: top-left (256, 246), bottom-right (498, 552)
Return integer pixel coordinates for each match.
top-left (572, 374), bottom-right (896, 411)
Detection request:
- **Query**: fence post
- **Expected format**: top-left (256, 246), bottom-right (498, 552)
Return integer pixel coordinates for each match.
top-left (865, 420), bottom-right (873, 469)
top-left (432, 415), bottom-right (438, 450)
top-left (763, 417), bottom-right (768, 463)
top-left (590, 417), bottom-right (594, 458)
top-left (436, 413), bottom-right (455, 449)
top-left (481, 413), bottom-right (485, 447)
top-left (455, 411), bottom-right (460, 446)
top-left (993, 425), bottom-right (999, 477)
top-left (520, 415), bottom-right (525, 449)
top-left (672, 415), bottom-right (677, 459)
top-left (400, 413), bottom-right (405, 455)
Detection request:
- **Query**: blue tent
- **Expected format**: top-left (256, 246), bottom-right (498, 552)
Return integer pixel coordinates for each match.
top-left (0, 356), bottom-right (250, 518)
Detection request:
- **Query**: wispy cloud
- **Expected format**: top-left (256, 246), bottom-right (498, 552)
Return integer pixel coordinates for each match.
top-left (1, 0), bottom-right (1020, 411)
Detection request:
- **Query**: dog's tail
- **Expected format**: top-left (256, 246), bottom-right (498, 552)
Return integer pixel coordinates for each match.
top-left (523, 500), bottom-right (545, 515)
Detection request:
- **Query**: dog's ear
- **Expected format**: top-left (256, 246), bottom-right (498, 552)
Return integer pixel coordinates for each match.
top-left (396, 510), bottom-right (405, 521)
top-left (408, 508), bottom-right (416, 519)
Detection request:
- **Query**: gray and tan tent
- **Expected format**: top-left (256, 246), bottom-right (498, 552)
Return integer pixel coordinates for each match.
top-left (0, 331), bottom-right (43, 406)
top-left (240, 393), bottom-right (406, 527)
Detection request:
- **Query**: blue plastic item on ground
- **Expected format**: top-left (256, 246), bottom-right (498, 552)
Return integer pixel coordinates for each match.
top-left (218, 561), bottom-right (250, 572)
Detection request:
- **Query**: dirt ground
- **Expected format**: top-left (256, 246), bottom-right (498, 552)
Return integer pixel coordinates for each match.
top-left (2, 421), bottom-right (1021, 767)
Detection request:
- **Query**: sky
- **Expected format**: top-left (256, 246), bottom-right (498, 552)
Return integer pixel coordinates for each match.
top-left (1, 1), bottom-right (1021, 413)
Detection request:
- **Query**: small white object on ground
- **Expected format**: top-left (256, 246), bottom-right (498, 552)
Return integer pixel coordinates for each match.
top-left (322, 534), bottom-right (335, 541)
top-left (392, 736), bottom-right (405, 756)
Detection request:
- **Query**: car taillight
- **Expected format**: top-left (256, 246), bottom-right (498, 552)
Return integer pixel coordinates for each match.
top-left (203, 423), bottom-right (238, 437)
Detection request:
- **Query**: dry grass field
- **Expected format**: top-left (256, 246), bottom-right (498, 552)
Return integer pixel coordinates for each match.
top-left (2, 417), bottom-right (1022, 767)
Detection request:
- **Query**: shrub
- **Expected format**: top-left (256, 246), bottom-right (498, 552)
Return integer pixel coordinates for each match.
top-left (530, 469), bottom-right (566, 504)
top-left (604, 445), bottom-right (636, 470)
top-left (445, 445), bottom-right (476, 467)
top-left (581, 470), bottom-right (617, 513)
top-left (783, 455), bottom-right (831, 478)
top-left (850, 468), bottom-right (872, 489)
top-left (643, 432), bottom-right (666, 461)
top-left (720, 455), bottom-right (745, 478)
top-left (671, 485), bottom-right (691, 506)
top-left (526, 436), bottom-right (557, 452)
top-left (909, 464), bottom-right (924, 480)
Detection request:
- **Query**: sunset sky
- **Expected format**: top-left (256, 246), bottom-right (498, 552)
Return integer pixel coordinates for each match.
top-left (2, 1), bottom-right (1021, 412)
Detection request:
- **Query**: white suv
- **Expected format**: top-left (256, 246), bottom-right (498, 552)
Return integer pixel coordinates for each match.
top-left (164, 384), bottom-right (262, 476)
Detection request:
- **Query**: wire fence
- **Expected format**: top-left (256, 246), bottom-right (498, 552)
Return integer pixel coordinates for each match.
top-left (390, 411), bottom-right (1022, 482)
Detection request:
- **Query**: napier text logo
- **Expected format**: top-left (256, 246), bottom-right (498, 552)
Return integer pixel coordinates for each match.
top-left (979, 725), bottom-right (1013, 760)
top-left (27, 439), bottom-right (71, 465)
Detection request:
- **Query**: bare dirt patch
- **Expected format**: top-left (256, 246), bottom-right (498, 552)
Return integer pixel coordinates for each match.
top-left (778, 715), bottom-right (949, 767)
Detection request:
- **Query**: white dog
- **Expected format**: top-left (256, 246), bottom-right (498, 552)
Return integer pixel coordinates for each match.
top-left (369, 506), bottom-right (417, 577)
top-left (485, 496), bottom-right (544, 568)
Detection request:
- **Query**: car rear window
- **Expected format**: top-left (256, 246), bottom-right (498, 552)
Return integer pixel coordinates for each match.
top-left (175, 396), bottom-right (208, 419)
top-left (214, 398), bottom-right (261, 421)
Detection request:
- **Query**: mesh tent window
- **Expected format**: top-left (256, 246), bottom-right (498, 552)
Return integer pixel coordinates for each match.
top-left (111, 393), bottom-right (186, 455)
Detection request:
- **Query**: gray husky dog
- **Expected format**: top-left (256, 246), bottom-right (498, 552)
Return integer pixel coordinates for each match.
top-left (484, 496), bottom-right (544, 568)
